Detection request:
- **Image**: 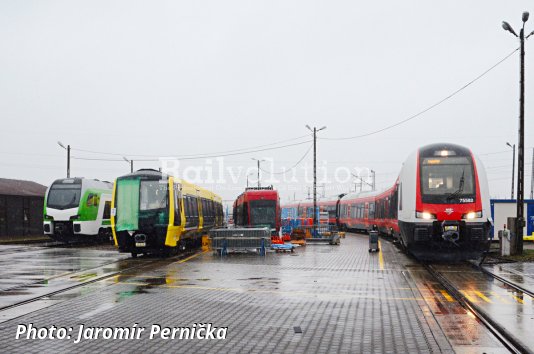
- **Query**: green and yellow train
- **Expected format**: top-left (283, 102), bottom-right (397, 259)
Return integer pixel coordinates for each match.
top-left (111, 169), bottom-right (223, 257)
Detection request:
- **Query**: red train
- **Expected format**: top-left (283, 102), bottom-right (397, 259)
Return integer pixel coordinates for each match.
top-left (337, 184), bottom-right (399, 236)
top-left (282, 143), bottom-right (492, 260)
top-left (282, 188), bottom-right (398, 235)
top-left (233, 186), bottom-right (281, 234)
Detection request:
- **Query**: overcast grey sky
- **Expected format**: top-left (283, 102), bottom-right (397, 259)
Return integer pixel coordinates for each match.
top-left (1, 0), bottom-right (533, 203)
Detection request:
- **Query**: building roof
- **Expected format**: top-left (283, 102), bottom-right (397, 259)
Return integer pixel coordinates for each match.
top-left (0, 178), bottom-right (47, 197)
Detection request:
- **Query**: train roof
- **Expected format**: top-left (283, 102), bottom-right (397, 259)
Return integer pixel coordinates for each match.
top-left (115, 169), bottom-right (222, 202)
top-left (234, 186), bottom-right (279, 205)
top-left (51, 177), bottom-right (113, 189)
top-left (341, 189), bottom-right (391, 201)
top-left (417, 143), bottom-right (472, 157)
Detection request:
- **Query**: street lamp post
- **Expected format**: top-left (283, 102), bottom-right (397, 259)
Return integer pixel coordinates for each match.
top-left (251, 158), bottom-right (265, 188)
top-left (57, 141), bottom-right (70, 178)
top-left (306, 125), bottom-right (326, 235)
top-left (502, 12), bottom-right (533, 254)
top-left (123, 157), bottom-right (133, 173)
top-left (506, 142), bottom-right (516, 199)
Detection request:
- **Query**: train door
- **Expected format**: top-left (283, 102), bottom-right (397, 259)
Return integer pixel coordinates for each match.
top-left (527, 202), bottom-right (534, 237)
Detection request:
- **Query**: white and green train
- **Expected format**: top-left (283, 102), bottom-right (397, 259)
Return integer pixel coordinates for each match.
top-left (43, 178), bottom-right (113, 242)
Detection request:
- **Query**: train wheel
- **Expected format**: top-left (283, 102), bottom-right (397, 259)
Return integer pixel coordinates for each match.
top-left (131, 252), bottom-right (138, 258)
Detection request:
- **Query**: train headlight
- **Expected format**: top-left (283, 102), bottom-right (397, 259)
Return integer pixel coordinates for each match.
top-left (416, 211), bottom-right (436, 220)
top-left (462, 211), bottom-right (482, 219)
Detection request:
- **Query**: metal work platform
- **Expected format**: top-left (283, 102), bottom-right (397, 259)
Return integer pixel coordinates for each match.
top-left (0, 235), bottom-right (524, 353)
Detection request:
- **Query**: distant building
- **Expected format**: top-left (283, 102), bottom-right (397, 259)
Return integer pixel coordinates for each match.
top-left (0, 178), bottom-right (47, 237)
top-left (490, 199), bottom-right (534, 241)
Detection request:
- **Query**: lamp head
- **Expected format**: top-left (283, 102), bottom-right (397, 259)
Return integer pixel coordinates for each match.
top-left (57, 141), bottom-right (65, 149)
top-left (123, 156), bottom-right (130, 163)
top-left (522, 11), bottom-right (529, 23)
top-left (502, 21), bottom-right (518, 37)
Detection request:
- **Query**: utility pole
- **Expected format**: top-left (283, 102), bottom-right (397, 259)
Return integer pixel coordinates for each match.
top-left (506, 142), bottom-right (515, 199)
top-left (57, 141), bottom-right (70, 178)
top-left (371, 170), bottom-right (376, 191)
top-left (123, 157), bottom-right (133, 173)
top-left (67, 144), bottom-right (70, 178)
top-left (306, 125), bottom-right (326, 235)
top-left (502, 12), bottom-right (532, 254)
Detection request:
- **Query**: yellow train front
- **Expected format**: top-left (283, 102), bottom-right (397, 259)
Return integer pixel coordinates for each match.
top-left (111, 169), bottom-right (223, 257)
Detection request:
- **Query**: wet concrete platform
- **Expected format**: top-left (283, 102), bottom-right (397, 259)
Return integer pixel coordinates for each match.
top-left (0, 235), bottom-right (514, 353)
top-left (0, 244), bottom-right (128, 292)
top-left (483, 262), bottom-right (534, 295)
top-left (432, 263), bottom-right (534, 351)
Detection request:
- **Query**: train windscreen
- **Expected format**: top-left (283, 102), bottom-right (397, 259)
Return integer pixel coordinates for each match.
top-left (47, 182), bottom-right (81, 210)
top-left (140, 181), bottom-right (167, 211)
top-left (115, 178), bottom-right (140, 231)
top-left (250, 200), bottom-right (277, 228)
top-left (420, 156), bottom-right (475, 204)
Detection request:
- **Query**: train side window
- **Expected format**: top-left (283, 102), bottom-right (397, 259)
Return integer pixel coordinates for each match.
top-left (192, 197), bottom-right (199, 217)
top-left (184, 196), bottom-right (190, 218)
top-left (103, 201), bottom-right (111, 219)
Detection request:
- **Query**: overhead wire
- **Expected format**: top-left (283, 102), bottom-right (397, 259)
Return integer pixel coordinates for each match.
top-left (259, 143), bottom-right (313, 175)
top-left (70, 134), bottom-right (311, 158)
top-left (320, 48), bottom-right (519, 141)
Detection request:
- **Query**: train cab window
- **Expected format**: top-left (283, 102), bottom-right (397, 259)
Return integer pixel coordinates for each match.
top-left (86, 193), bottom-right (98, 207)
top-left (140, 181), bottom-right (167, 211)
top-left (103, 201), bottom-right (111, 220)
top-left (420, 156), bottom-right (475, 204)
top-left (242, 202), bottom-right (249, 224)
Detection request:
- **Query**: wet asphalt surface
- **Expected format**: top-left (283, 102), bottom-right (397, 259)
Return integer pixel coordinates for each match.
top-left (0, 235), bottom-right (530, 353)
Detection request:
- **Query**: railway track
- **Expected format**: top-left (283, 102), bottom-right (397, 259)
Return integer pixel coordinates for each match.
top-left (424, 262), bottom-right (533, 354)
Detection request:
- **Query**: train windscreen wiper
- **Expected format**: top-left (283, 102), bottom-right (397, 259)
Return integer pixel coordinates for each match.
top-left (446, 169), bottom-right (465, 201)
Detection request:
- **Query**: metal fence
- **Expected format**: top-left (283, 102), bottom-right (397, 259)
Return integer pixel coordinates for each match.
top-left (209, 227), bottom-right (272, 255)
